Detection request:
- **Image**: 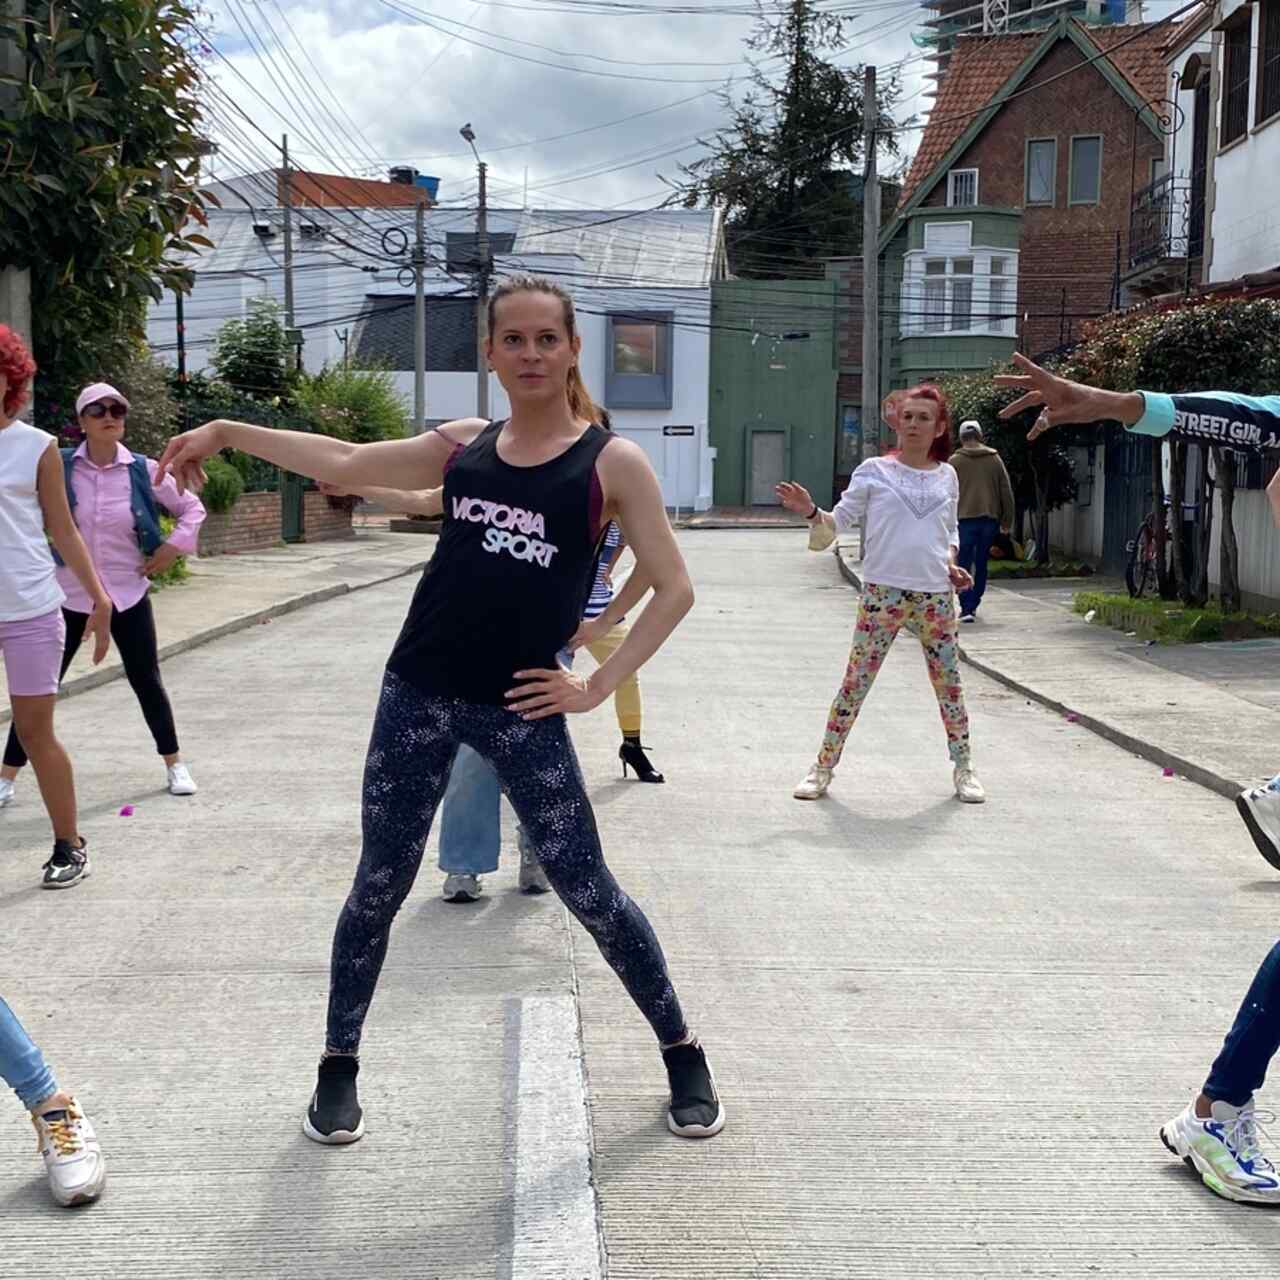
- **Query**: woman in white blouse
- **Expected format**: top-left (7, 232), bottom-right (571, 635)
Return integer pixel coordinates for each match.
top-left (777, 385), bottom-right (986, 805)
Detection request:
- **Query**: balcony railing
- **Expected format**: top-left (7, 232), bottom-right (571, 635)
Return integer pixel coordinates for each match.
top-left (1129, 171), bottom-right (1205, 271)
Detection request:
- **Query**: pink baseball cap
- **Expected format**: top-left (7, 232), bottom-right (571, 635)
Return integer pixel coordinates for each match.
top-left (76, 382), bottom-right (131, 415)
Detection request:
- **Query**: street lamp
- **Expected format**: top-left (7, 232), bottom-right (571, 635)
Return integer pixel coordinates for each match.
top-left (459, 123), bottom-right (490, 417)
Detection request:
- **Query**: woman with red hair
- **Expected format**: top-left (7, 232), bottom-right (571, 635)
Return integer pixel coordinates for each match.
top-left (776, 384), bottom-right (986, 804)
top-left (0, 325), bottom-right (112, 888)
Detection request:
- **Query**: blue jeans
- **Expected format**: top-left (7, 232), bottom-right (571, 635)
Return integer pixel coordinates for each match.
top-left (957, 516), bottom-right (1000, 616)
top-left (437, 651), bottom-right (572, 875)
top-left (1204, 941), bottom-right (1280, 1106)
top-left (0, 996), bottom-right (57, 1111)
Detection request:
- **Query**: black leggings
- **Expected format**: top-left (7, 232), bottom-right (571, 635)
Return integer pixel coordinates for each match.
top-left (3, 595), bottom-right (179, 769)
top-left (326, 669), bottom-right (687, 1053)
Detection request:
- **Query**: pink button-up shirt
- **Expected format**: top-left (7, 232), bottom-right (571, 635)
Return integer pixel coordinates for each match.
top-left (56, 443), bottom-right (206, 614)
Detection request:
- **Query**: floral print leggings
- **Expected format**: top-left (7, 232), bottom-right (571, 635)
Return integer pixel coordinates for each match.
top-left (817, 583), bottom-right (971, 770)
top-left (326, 670), bottom-right (687, 1054)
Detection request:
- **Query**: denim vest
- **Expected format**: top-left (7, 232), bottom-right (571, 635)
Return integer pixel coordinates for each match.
top-left (52, 448), bottom-right (166, 566)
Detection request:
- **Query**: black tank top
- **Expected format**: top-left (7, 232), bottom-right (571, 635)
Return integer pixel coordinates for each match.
top-left (386, 420), bottom-right (612, 705)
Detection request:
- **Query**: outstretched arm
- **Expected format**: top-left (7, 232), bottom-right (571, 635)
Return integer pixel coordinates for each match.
top-left (318, 481), bottom-right (444, 518)
top-left (157, 418), bottom-right (487, 495)
top-left (506, 439), bottom-right (692, 719)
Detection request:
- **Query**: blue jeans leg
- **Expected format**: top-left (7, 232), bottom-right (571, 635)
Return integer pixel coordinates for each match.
top-left (438, 744), bottom-right (502, 875)
top-left (1203, 941), bottom-right (1280, 1106)
top-left (958, 516), bottom-right (999, 616)
top-left (0, 996), bottom-right (58, 1111)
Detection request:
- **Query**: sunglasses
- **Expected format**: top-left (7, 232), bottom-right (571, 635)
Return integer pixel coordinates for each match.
top-left (84, 402), bottom-right (127, 420)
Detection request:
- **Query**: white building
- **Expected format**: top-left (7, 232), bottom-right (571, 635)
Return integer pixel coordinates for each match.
top-left (148, 189), bottom-right (727, 511)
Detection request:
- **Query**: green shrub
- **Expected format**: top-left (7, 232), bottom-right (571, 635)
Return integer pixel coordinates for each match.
top-left (149, 515), bottom-right (190, 592)
top-left (1073, 590), bottom-right (1280, 643)
top-left (293, 364), bottom-right (409, 445)
top-left (201, 455), bottom-right (245, 514)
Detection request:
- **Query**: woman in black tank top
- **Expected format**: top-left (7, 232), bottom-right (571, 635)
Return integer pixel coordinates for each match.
top-left (157, 275), bottom-right (725, 1147)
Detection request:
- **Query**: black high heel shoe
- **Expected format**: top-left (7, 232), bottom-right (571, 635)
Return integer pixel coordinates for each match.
top-left (619, 740), bottom-right (665, 784)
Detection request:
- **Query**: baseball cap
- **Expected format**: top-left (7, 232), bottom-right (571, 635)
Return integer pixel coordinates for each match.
top-left (958, 420), bottom-right (983, 439)
top-left (76, 382), bottom-right (131, 416)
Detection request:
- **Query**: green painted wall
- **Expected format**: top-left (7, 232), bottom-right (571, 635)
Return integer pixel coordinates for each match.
top-left (905, 206), bottom-right (1021, 251)
top-left (709, 279), bottom-right (838, 507)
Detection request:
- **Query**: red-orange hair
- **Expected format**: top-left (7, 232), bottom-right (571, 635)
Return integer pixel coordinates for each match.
top-left (0, 325), bottom-right (36, 419)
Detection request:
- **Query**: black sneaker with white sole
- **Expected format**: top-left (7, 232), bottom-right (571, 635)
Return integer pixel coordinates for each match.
top-left (41, 839), bottom-right (90, 890)
top-left (303, 1054), bottom-right (366, 1145)
top-left (662, 1041), bottom-right (726, 1138)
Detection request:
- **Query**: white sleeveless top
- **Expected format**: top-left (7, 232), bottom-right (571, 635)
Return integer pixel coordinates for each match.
top-left (0, 420), bottom-right (65, 622)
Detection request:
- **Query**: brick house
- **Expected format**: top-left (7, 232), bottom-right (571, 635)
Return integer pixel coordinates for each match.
top-left (875, 16), bottom-right (1168, 391)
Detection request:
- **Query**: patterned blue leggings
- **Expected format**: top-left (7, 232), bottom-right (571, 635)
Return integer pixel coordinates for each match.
top-left (326, 670), bottom-right (687, 1052)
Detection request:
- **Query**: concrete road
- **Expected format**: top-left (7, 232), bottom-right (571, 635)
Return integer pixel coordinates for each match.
top-left (2, 531), bottom-right (1278, 1277)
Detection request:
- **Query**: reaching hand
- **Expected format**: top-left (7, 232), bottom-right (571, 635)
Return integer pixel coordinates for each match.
top-left (86, 599), bottom-right (111, 665)
top-left (142, 543), bottom-right (182, 578)
top-left (568, 615), bottom-right (610, 653)
top-left (776, 481), bottom-right (815, 516)
top-left (505, 667), bottom-right (604, 719)
top-left (156, 422), bottom-right (225, 493)
top-left (948, 564), bottom-right (974, 592)
top-left (993, 353), bottom-right (1129, 440)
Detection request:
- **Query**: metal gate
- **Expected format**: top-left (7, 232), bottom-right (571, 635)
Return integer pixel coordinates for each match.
top-left (1101, 431), bottom-right (1150, 576)
top-left (281, 471), bottom-right (306, 543)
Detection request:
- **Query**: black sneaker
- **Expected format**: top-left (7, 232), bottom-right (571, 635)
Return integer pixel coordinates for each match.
top-left (41, 839), bottom-right (90, 890)
top-left (662, 1041), bottom-right (726, 1138)
top-left (303, 1054), bottom-right (366, 1145)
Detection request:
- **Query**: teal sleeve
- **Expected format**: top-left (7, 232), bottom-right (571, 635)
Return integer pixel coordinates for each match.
top-left (1127, 391), bottom-right (1280, 454)
top-left (1128, 392), bottom-right (1175, 438)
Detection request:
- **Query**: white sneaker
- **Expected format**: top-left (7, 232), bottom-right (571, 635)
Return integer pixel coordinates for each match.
top-left (1238, 784), bottom-right (1280, 872)
top-left (0, 776), bottom-right (13, 808)
top-left (518, 843), bottom-right (551, 895)
top-left (166, 763), bottom-right (198, 796)
top-left (793, 765), bottom-right (832, 800)
top-left (442, 873), bottom-right (482, 903)
top-left (33, 1098), bottom-right (106, 1207)
top-left (960, 613), bottom-right (977, 624)
top-left (954, 766), bottom-right (986, 804)
top-left (1160, 1098), bottom-right (1280, 1205)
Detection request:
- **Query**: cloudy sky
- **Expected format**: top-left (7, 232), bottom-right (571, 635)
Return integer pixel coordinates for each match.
top-left (198, 0), bottom-right (941, 211)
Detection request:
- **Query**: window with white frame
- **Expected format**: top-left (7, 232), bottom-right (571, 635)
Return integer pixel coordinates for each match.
top-left (901, 242), bottom-right (1017, 338)
top-left (947, 168), bottom-right (979, 207)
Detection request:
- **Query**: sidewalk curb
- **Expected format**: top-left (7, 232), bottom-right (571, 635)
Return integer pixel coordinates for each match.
top-left (834, 550), bottom-right (1245, 803)
top-left (0, 559), bottom-right (429, 729)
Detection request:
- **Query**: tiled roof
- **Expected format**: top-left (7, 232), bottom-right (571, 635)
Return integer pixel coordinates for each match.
top-left (898, 21), bottom-right (1171, 210)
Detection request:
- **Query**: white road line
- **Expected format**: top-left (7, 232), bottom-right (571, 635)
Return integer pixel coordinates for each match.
top-left (511, 994), bottom-right (605, 1280)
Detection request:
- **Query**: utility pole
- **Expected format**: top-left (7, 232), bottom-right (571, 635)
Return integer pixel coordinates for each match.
top-left (281, 134), bottom-right (300, 372)
top-left (175, 289), bottom-right (187, 389)
top-left (476, 159), bottom-right (490, 419)
top-left (0, 0), bottom-right (31, 351)
top-left (860, 65), bottom-right (881, 468)
top-left (413, 195), bottom-right (427, 433)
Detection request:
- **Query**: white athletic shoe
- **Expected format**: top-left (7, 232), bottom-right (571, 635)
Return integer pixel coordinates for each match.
top-left (33, 1099), bottom-right (106, 1207)
top-left (793, 765), bottom-right (833, 800)
top-left (518, 844), bottom-right (551, 895)
top-left (1238, 784), bottom-right (1280, 873)
top-left (442, 873), bottom-right (482, 903)
top-left (166, 763), bottom-right (198, 796)
top-left (1160, 1098), bottom-right (1280, 1205)
top-left (954, 766), bottom-right (986, 804)
top-left (0, 777), bottom-right (13, 808)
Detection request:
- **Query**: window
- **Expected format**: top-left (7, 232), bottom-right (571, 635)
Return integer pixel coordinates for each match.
top-left (1069, 136), bottom-right (1102, 204)
top-left (605, 312), bottom-right (673, 409)
top-left (1223, 15), bottom-right (1251, 145)
top-left (1025, 138), bottom-right (1056, 205)
top-left (947, 169), bottom-right (979, 207)
top-left (988, 257), bottom-right (1011, 335)
top-left (950, 258), bottom-right (974, 330)
top-left (922, 259), bottom-right (947, 332)
top-left (1151, 155), bottom-right (1168, 186)
top-left (1260, 0), bottom-right (1280, 124)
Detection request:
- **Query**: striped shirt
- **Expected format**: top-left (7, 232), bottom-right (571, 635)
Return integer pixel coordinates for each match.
top-left (582, 521), bottom-right (621, 620)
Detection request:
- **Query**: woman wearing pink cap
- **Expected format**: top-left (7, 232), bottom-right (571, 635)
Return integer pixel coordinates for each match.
top-left (0, 379), bottom-right (206, 811)
top-left (0, 327), bottom-right (112, 888)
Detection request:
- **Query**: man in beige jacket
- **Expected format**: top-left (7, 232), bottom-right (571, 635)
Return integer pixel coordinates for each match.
top-left (950, 420), bottom-right (1016, 622)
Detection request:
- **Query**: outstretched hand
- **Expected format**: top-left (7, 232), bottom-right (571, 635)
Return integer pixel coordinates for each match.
top-left (994, 353), bottom-right (1122, 441)
top-left (156, 422), bottom-right (225, 494)
top-left (776, 481), bottom-right (815, 516)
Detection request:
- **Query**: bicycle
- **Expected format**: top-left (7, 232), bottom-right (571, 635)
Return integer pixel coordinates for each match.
top-left (1125, 497), bottom-right (1172, 598)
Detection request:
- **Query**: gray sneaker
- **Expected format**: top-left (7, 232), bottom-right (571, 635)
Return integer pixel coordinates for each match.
top-left (442, 873), bottom-right (482, 903)
top-left (518, 844), bottom-right (551, 895)
top-left (0, 776), bottom-right (14, 808)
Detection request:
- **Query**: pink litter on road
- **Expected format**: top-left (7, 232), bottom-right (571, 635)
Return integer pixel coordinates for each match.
top-left (1065, 713), bottom-right (1080, 723)
top-left (1162, 768), bottom-right (1175, 778)
top-left (119, 805), bottom-right (135, 817)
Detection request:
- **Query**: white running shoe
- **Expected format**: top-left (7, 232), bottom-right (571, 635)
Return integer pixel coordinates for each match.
top-left (33, 1099), bottom-right (106, 1207)
top-left (518, 844), bottom-right (551, 895)
top-left (442, 873), bottom-right (482, 903)
top-left (793, 765), bottom-right (833, 800)
top-left (166, 763), bottom-right (198, 796)
top-left (0, 776), bottom-right (13, 808)
top-left (1238, 784), bottom-right (1280, 873)
top-left (1160, 1098), bottom-right (1280, 1205)
top-left (954, 766), bottom-right (986, 804)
